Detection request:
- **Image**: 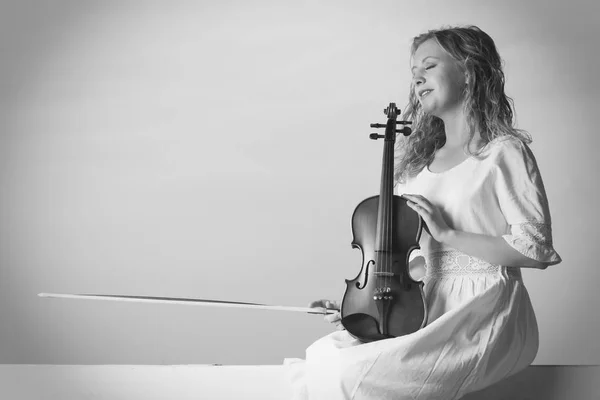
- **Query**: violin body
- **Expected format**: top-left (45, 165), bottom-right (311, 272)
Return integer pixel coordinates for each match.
top-left (341, 195), bottom-right (426, 342)
top-left (340, 103), bottom-right (427, 342)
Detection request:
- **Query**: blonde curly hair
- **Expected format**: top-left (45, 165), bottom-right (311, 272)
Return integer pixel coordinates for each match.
top-left (394, 25), bottom-right (531, 184)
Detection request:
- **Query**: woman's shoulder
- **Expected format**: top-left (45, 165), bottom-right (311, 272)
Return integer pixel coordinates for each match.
top-left (478, 135), bottom-right (540, 179)
top-left (480, 135), bottom-right (533, 161)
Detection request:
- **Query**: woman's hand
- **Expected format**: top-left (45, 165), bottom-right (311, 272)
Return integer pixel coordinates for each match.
top-left (309, 299), bottom-right (344, 330)
top-left (403, 193), bottom-right (453, 243)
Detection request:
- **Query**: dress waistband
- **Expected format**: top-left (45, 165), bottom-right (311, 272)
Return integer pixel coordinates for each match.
top-left (424, 249), bottom-right (522, 279)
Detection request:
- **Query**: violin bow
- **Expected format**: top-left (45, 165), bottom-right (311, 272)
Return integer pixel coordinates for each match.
top-left (38, 293), bottom-right (338, 315)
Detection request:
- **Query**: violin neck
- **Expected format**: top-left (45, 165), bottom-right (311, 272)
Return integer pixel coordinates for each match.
top-left (375, 136), bottom-right (395, 252)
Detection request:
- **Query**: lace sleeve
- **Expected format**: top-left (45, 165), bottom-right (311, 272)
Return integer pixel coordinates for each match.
top-left (494, 139), bottom-right (562, 266)
top-left (502, 221), bottom-right (561, 265)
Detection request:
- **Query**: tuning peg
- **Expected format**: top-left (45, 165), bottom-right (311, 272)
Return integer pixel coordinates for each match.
top-left (370, 133), bottom-right (385, 140)
top-left (396, 127), bottom-right (412, 136)
top-left (396, 120), bottom-right (413, 125)
top-left (370, 123), bottom-right (386, 128)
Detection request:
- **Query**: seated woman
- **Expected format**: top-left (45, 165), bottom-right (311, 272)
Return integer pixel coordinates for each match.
top-left (286, 24), bottom-right (562, 400)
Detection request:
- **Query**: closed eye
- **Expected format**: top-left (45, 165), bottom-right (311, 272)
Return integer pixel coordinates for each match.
top-left (425, 65), bottom-right (436, 70)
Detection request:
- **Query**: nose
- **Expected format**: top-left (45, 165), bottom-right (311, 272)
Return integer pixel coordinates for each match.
top-left (412, 75), bottom-right (424, 98)
top-left (413, 73), bottom-right (425, 86)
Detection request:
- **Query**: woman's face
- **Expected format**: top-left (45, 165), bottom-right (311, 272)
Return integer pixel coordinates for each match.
top-left (411, 39), bottom-right (467, 119)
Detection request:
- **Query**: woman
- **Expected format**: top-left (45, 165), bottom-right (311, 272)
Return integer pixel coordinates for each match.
top-left (286, 25), bottom-right (562, 400)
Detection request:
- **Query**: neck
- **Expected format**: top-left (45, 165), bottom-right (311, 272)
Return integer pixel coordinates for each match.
top-left (440, 108), bottom-right (481, 152)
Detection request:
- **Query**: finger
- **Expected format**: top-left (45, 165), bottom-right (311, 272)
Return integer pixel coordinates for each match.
top-left (405, 195), bottom-right (420, 207)
top-left (404, 194), bottom-right (431, 207)
top-left (403, 193), bottom-right (424, 200)
top-left (325, 301), bottom-right (339, 310)
top-left (325, 310), bottom-right (340, 319)
top-left (407, 199), bottom-right (433, 215)
top-left (308, 299), bottom-right (328, 308)
top-left (408, 203), bottom-right (432, 230)
top-left (325, 312), bottom-right (341, 323)
top-left (407, 201), bottom-right (422, 213)
top-left (409, 198), bottom-right (429, 209)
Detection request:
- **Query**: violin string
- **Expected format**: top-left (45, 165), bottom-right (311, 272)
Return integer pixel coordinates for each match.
top-left (388, 123), bottom-right (395, 292)
top-left (382, 141), bottom-right (386, 293)
top-left (390, 163), bottom-right (393, 293)
top-left (386, 137), bottom-right (392, 290)
top-left (381, 145), bottom-right (386, 295)
top-left (387, 108), bottom-right (392, 288)
top-left (391, 136), bottom-right (395, 288)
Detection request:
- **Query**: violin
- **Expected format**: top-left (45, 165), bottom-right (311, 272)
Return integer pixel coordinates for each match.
top-left (340, 103), bottom-right (427, 342)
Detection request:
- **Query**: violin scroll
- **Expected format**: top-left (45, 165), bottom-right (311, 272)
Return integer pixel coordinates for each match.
top-left (369, 103), bottom-right (413, 140)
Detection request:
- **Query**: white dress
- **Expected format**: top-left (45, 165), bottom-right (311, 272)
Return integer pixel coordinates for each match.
top-left (285, 136), bottom-right (562, 400)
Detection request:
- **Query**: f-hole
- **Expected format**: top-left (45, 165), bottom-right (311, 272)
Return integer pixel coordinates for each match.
top-left (356, 260), bottom-right (375, 289)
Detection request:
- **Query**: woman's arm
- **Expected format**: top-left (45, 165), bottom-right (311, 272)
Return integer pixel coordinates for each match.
top-left (404, 193), bottom-right (550, 269)
top-left (441, 229), bottom-right (547, 269)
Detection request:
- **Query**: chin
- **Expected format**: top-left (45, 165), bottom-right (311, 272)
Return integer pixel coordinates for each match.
top-left (419, 100), bottom-right (436, 114)
top-left (420, 105), bottom-right (439, 117)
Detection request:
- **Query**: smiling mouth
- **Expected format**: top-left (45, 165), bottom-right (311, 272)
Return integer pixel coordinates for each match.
top-left (420, 90), bottom-right (433, 99)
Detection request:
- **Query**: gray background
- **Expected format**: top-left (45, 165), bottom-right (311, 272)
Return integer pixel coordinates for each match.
top-left (1, 0), bottom-right (597, 365)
